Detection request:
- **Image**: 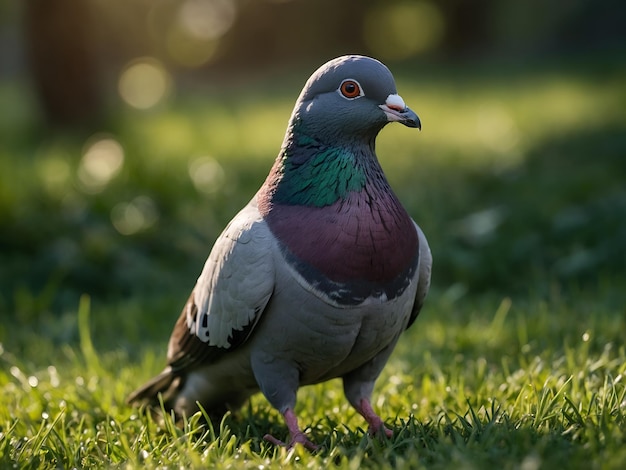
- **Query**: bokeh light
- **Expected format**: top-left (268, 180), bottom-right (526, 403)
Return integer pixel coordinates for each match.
top-left (78, 136), bottom-right (124, 193)
top-left (179, 0), bottom-right (237, 40)
top-left (188, 156), bottom-right (226, 194)
top-left (111, 196), bottom-right (159, 236)
top-left (363, 1), bottom-right (445, 61)
top-left (166, 0), bottom-right (237, 67)
top-left (118, 58), bottom-right (172, 109)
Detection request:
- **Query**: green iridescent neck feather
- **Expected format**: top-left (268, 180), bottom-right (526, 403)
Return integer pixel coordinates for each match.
top-left (268, 127), bottom-right (370, 208)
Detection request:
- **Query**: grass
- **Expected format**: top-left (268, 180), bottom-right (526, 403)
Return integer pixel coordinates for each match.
top-left (1, 291), bottom-right (624, 468)
top-left (1, 55), bottom-right (626, 468)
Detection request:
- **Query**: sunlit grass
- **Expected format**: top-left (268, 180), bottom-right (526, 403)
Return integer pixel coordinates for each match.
top-left (1, 290), bottom-right (624, 468)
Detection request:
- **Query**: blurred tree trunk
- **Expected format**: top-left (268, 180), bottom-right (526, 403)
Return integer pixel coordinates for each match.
top-left (441, 0), bottom-right (494, 57)
top-left (23, 0), bottom-right (102, 129)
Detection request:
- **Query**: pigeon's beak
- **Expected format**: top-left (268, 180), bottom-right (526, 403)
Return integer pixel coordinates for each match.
top-left (379, 94), bottom-right (421, 129)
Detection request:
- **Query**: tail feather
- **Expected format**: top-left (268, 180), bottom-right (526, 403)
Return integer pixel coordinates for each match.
top-left (126, 366), bottom-right (180, 406)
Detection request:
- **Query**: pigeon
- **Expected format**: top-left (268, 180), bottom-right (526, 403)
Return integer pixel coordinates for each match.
top-left (127, 55), bottom-right (432, 450)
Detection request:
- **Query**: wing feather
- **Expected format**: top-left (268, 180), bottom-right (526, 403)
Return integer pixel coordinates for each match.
top-left (167, 200), bottom-right (275, 372)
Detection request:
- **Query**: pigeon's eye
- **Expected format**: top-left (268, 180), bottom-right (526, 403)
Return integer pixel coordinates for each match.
top-left (339, 79), bottom-right (363, 99)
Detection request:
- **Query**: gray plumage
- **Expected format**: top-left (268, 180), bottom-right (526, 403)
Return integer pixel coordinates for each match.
top-left (127, 55), bottom-right (432, 449)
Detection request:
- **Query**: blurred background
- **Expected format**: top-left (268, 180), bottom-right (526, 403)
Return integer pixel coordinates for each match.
top-left (0, 0), bottom-right (625, 323)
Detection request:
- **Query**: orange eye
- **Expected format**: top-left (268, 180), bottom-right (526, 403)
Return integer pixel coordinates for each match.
top-left (339, 79), bottom-right (362, 99)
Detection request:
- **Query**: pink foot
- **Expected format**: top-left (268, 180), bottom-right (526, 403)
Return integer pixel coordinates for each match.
top-left (263, 408), bottom-right (319, 451)
top-left (263, 431), bottom-right (318, 451)
top-left (356, 398), bottom-right (393, 438)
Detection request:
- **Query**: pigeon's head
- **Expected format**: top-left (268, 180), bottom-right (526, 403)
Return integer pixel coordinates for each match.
top-left (289, 55), bottom-right (420, 143)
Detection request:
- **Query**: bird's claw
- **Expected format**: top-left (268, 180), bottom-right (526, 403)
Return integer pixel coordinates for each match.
top-left (263, 432), bottom-right (319, 451)
top-left (369, 424), bottom-right (393, 439)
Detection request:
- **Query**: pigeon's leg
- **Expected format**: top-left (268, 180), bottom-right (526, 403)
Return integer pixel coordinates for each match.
top-left (253, 358), bottom-right (318, 450)
top-left (342, 340), bottom-right (399, 438)
top-left (263, 408), bottom-right (318, 451)
top-left (355, 398), bottom-right (393, 438)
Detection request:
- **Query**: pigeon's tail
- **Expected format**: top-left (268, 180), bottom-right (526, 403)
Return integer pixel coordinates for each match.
top-left (126, 366), bottom-right (179, 407)
top-left (126, 368), bottom-right (234, 425)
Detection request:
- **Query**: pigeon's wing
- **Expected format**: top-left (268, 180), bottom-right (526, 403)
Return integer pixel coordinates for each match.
top-left (166, 200), bottom-right (275, 372)
top-left (407, 222), bottom-right (432, 328)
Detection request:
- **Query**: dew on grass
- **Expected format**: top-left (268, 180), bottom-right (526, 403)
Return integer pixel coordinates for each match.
top-left (389, 374), bottom-right (403, 385)
top-left (88, 377), bottom-right (99, 392)
top-left (9, 366), bottom-right (22, 379)
top-left (48, 366), bottom-right (60, 387)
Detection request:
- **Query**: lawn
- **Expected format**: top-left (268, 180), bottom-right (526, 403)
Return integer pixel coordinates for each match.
top-left (1, 55), bottom-right (625, 468)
